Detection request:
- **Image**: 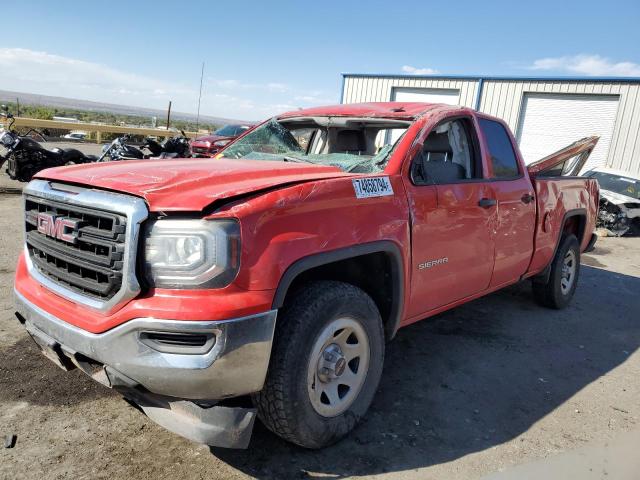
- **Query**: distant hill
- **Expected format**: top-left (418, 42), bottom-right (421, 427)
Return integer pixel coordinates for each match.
top-left (0, 89), bottom-right (248, 125)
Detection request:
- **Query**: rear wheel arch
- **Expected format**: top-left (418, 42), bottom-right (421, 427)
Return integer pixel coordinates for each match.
top-left (532, 233), bottom-right (580, 309)
top-left (562, 210), bottom-right (587, 246)
top-left (534, 208), bottom-right (587, 284)
top-left (272, 241), bottom-right (405, 340)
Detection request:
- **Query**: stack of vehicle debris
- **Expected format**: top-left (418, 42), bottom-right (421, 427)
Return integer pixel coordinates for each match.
top-left (584, 168), bottom-right (640, 236)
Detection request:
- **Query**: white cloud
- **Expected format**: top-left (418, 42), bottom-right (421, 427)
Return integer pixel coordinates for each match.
top-left (294, 95), bottom-right (336, 105)
top-left (0, 48), bottom-right (332, 120)
top-left (0, 48), bottom-right (194, 98)
top-left (401, 65), bottom-right (440, 75)
top-left (528, 54), bottom-right (640, 77)
top-left (267, 82), bottom-right (288, 93)
top-left (208, 78), bottom-right (290, 93)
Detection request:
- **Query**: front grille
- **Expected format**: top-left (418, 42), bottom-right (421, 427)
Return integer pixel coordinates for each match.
top-left (25, 195), bottom-right (127, 300)
top-left (191, 146), bottom-right (212, 154)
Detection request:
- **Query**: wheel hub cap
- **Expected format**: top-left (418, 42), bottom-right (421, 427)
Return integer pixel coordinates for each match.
top-left (317, 344), bottom-right (347, 382)
top-left (560, 250), bottom-right (577, 294)
top-left (307, 317), bottom-right (370, 417)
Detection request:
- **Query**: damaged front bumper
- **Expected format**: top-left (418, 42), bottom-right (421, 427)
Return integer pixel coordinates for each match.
top-left (14, 289), bottom-right (277, 448)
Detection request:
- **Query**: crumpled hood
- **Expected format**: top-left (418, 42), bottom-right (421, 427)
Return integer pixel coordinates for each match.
top-left (191, 134), bottom-right (231, 145)
top-left (35, 158), bottom-right (348, 212)
top-left (601, 189), bottom-right (640, 207)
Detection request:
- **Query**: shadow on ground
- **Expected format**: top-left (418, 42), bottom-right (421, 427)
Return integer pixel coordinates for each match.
top-left (212, 265), bottom-right (640, 478)
top-left (0, 335), bottom-right (114, 407)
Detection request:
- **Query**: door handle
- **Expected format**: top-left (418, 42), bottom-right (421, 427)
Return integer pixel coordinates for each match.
top-left (521, 193), bottom-right (535, 204)
top-left (478, 198), bottom-right (497, 208)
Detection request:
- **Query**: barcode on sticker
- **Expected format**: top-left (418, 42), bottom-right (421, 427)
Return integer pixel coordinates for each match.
top-left (352, 177), bottom-right (394, 199)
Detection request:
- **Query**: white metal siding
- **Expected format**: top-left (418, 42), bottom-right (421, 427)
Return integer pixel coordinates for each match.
top-left (392, 87), bottom-right (460, 105)
top-left (342, 75), bottom-right (640, 176)
top-left (342, 75), bottom-right (478, 108)
top-left (517, 93), bottom-right (619, 171)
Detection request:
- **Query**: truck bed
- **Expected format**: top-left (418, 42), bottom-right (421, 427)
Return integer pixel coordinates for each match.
top-left (527, 176), bottom-right (599, 276)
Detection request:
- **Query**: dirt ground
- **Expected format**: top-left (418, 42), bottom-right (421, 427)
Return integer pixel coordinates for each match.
top-left (0, 191), bottom-right (639, 480)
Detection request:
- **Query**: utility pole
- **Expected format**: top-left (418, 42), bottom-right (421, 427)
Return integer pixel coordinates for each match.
top-left (16, 98), bottom-right (20, 117)
top-left (195, 62), bottom-right (205, 133)
top-left (166, 101), bottom-right (172, 130)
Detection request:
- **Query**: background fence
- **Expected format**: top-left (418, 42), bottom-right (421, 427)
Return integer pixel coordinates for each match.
top-left (1, 117), bottom-right (198, 143)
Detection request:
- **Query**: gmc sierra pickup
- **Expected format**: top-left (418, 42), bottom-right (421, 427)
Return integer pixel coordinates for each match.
top-left (13, 102), bottom-right (599, 449)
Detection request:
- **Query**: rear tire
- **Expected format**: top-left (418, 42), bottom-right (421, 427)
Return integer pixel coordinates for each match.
top-left (532, 234), bottom-right (580, 309)
top-left (254, 281), bottom-right (384, 449)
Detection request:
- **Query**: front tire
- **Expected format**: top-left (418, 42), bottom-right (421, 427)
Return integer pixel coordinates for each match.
top-left (532, 234), bottom-right (580, 309)
top-left (254, 281), bottom-right (385, 449)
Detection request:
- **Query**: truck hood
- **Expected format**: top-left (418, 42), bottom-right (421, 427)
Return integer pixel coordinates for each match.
top-left (35, 158), bottom-right (348, 212)
top-left (191, 134), bottom-right (233, 145)
top-left (600, 189), bottom-right (640, 207)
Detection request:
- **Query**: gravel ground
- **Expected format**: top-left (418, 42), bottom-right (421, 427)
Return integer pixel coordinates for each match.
top-left (0, 192), bottom-right (639, 480)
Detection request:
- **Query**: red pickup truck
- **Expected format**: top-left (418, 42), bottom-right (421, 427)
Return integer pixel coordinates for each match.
top-left (13, 102), bottom-right (599, 449)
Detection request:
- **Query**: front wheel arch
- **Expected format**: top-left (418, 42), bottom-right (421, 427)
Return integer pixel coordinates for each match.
top-left (271, 241), bottom-right (405, 339)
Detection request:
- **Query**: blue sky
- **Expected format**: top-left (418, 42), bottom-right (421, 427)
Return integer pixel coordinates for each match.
top-left (1, 0), bottom-right (639, 120)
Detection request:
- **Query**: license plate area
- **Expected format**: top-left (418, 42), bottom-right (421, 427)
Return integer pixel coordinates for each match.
top-left (26, 325), bottom-right (76, 371)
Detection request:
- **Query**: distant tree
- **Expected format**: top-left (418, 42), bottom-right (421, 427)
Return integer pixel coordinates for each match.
top-left (3, 102), bottom-right (218, 132)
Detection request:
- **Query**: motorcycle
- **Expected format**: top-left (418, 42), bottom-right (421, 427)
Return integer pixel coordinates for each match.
top-left (97, 135), bottom-right (146, 162)
top-left (144, 131), bottom-right (191, 158)
top-left (0, 105), bottom-right (97, 182)
top-left (98, 132), bottom-right (191, 162)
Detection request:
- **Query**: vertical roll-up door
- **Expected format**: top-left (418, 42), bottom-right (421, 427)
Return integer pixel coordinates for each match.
top-left (517, 93), bottom-right (619, 172)
top-left (387, 88), bottom-right (461, 144)
top-left (392, 87), bottom-right (460, 105)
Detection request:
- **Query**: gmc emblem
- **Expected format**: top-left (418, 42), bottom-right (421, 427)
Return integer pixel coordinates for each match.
top-left (36, 213), bottom-right (79, 244)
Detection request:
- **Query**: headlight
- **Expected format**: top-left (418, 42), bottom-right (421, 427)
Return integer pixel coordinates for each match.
top-left (143, 219), bottom-right (240, 288)
top-left (1, 132), bottom-right (14, 146)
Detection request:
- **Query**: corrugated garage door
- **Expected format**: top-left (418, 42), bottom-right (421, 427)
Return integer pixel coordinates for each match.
top-left (516, 93), bottom-right (619, 171)
top-left (392, 87), bottom-right (460, 105)
top-left (389, 88), bottom-right (461, 144)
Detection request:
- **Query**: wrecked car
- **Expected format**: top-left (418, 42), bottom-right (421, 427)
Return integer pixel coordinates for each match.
top-left (13, 102), bottom-right (599, 450)
top-left (584, 167), bottom-right (640, 236)
top-left (190, 124), bottom-right (253, 157)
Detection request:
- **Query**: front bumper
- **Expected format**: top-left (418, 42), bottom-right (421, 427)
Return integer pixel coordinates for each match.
top-left (190, 145), bottom-right (218, 157)
top-left (14, 289), bottom-right (277, 401)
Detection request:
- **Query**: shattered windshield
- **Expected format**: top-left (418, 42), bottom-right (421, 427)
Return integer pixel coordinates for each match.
top-left (588, 171), bottom-right (640, 200)
top-left (215, 125), bottom-right (245, 136)
top-left (221, 117), bottom-right (409, 173)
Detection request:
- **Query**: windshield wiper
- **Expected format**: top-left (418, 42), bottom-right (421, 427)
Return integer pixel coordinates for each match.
top-left (283, 155), bottom-right (319, 165)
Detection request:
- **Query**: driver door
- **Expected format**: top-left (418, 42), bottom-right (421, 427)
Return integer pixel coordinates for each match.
top-left (403, 116), bottom-right (497, 318)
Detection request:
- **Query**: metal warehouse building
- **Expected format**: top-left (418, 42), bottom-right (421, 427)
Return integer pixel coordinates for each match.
top-left (340, 74), bottom-right (640, 176)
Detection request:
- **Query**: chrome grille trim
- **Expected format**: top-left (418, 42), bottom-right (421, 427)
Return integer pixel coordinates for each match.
top-left (23, 179), bottom-right (149, 314)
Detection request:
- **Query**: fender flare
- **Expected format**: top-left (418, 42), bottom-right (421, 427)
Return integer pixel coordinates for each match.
top-left (271, 240), bottom-right (405, 339)
top-left (533, 208), bottom-right (587, 284)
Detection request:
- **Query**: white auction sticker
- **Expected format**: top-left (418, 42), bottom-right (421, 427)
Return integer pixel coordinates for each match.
top-left (352, 177), bottom-right (394, 199)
